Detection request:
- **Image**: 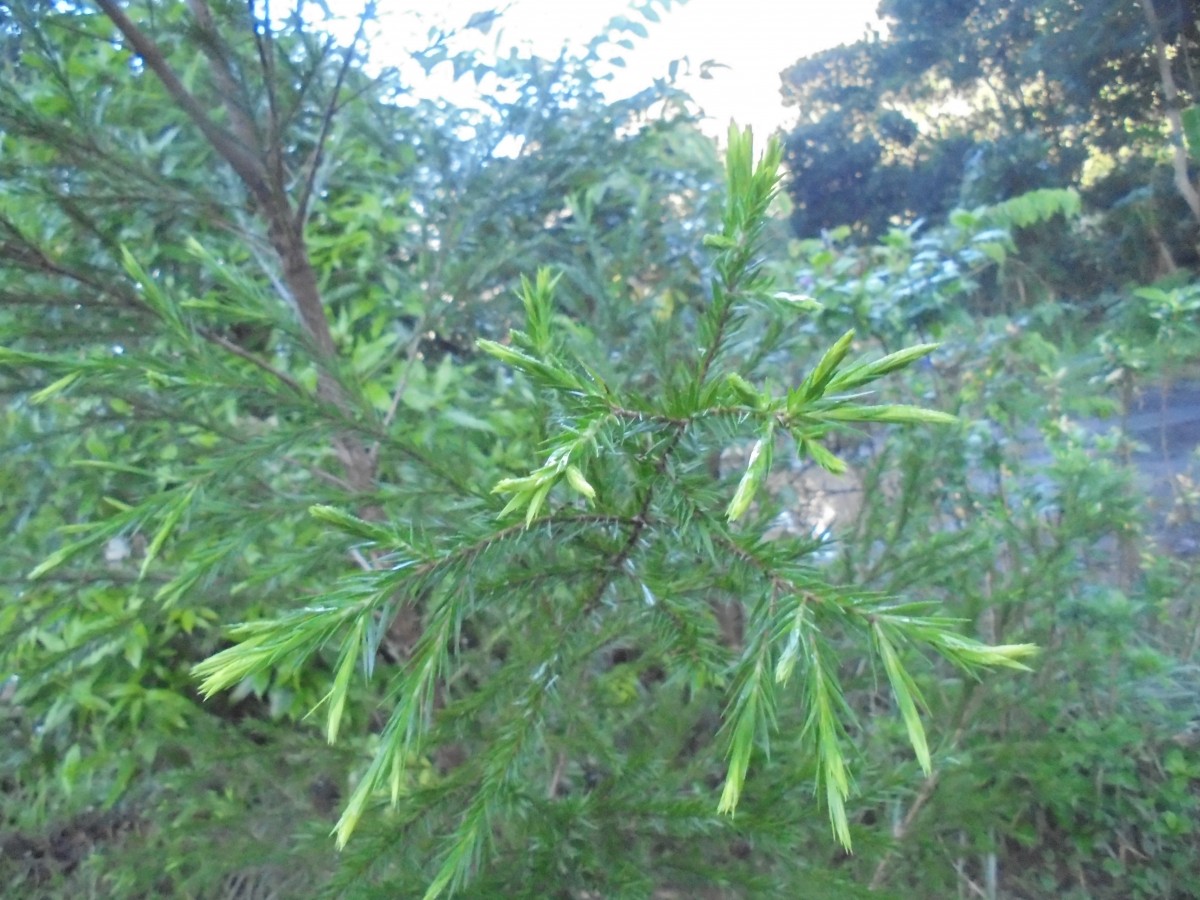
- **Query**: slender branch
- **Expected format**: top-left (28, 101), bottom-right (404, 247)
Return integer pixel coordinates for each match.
top-left (607, 403), bottom-right (689, 427)
top-left (371, 318), bottom-right (428, 465)
top-left (0, 215), bottom-right (151, 314)
top-left (421, 513), bottom-right (640, 579)
top-left (276, 36), bottom-right (334, 137)
top-left (94, 1), bottom-right (334, 356)
top-left (547, 749), bottom-right (568, 799)
top-left (285, 458), bottom-right (358, 493)
top-left (248, 0), bottom-right (284, 192)
top-left (868, 688), bottom-right (982, 890)
top-left (197, 328), bottom-right (306, 395)
top-left (93, 0), bottom-right (271, 204)
top-left (295, 1), bottom-right (375, 228)
top-left (349, 547), bottom-right (373, 570)
top-left (185, 0), bottom-right (265, 165)
top-left (95, 0), bottom-right (379, 488)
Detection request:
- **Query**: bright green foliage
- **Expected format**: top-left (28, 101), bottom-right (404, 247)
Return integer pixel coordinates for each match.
top-left (193, 125), bottom-right (1032, 892)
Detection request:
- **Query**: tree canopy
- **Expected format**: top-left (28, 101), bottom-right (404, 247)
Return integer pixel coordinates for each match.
top-left (780, 0), bottom-right (1198, 247)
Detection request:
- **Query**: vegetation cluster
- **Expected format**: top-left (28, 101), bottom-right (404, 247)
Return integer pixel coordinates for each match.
top-left (1, 2), bottom-right (1199, 897)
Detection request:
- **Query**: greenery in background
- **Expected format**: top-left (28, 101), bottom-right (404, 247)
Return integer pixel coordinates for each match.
top-left (2, 2), bottom-right (1200, 899)
top-left (767, 198), bottom-right (1200, 896)
top-left (779, 0), bottom-right (1200, 296)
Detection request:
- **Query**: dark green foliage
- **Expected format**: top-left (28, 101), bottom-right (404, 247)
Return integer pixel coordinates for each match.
top-left (779, 0), bottom-right (1193, 245)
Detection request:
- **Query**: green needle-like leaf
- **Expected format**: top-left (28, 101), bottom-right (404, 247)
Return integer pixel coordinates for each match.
top-left (874, 625), bottom-right (932, 775)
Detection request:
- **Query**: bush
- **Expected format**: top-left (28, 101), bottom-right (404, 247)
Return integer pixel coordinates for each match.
top-left (0, 5), bottom-right (1040, 896)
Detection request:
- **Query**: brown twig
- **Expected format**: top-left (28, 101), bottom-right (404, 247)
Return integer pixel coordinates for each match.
top-left (248, 0), bottom-right (283, 192)
top-left (185, 0), bottom-right (265, 165)
top-left (93, 0), bottom-right (271, 204)
top-left (198, 328), bottom-right (306, 395)
top-left (374, 318), bottom-right (428, 458)
top-left (547, 749), bottom-right (568, 799)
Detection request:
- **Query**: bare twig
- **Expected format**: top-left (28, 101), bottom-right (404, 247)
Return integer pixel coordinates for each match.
top-left (281, 455), bottom-right (357, 493)
top-left (185, 0), bottom-right (265, 164)
top-left (198, 329), bottom-right (306, 395)
top-left (248, 0), bottom-right (283, 191)
top-left (377, 318), bottom-right (427, 435)
top-left (547, 749), bottom-right (568, 799)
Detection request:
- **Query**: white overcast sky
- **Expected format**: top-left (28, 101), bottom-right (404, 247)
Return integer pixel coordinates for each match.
top-left (351, 0), bottom-right (881, 139)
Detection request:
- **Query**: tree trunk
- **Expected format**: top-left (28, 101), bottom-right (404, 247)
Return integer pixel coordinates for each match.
top-left (94, 0), bottom-right (377, 492)
top-left (1141, 0), bottom-right (1200, 225)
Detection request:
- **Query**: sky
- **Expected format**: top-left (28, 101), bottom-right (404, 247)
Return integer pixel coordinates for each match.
top-left (356, 0), bottom-right (881, 140)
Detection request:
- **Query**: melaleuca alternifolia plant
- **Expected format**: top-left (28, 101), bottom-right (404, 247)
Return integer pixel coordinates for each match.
top-left (193, 125), bottom-right (1036, 896)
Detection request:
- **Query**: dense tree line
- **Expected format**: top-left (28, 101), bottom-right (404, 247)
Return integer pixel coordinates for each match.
top-left (781, 0), bottom-right (1200, 286)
